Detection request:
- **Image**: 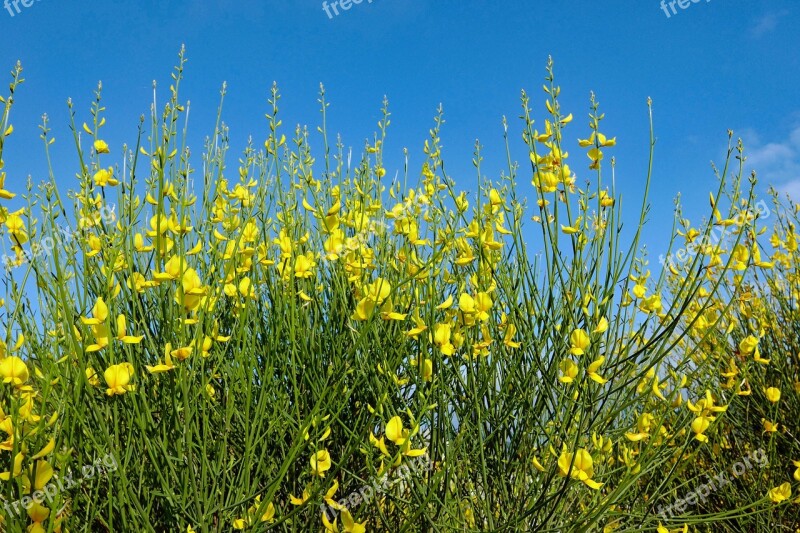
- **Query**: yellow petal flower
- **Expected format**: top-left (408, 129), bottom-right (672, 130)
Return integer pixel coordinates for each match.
top-left (94, 139), bottom-right (110, 154)
top-left (436, 295), bottom-right (454, 310)
top-left (81, 296), bottom-right (109, 325)
top-left (0, 356), bottom-right (29, 385)
top-left (104, 362), bottom-right (135, 396)
top-left (592, 317), bottom-right (609, 334)
top-left (765, 387), bottom-right (781, 403)
top-left (586, 357), bottom-right (608, 384)
top-left (385, 416), bottom-right (406, 445)
top-left (311, 449), bottom-right (332, 477)
top-left (768, 482), bottom-right (791, 503)
top-left (31, 438), bottom-right (55, 460)
top-left (569, 329), bottom-right (590, 355)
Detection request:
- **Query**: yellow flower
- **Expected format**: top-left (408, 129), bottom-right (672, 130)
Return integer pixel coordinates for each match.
top-left (385, 415), bottom-right (407, 445)
top-left (365, 277), bottom-right (392, 303)
top-left (295, 253), bottom-right (316, 279)
top-left (569, 329), bottom-right (590, 355)
top-left (421, 358), bottom-right (433, 381)
top-left (433, 323), bottom-right (455, 356)
top-left (260, 501), bottom-right (276, 522)
top-left (0, 168), bottom-right (16, 200)
top-left (0, 356), bottom-right (29, 385)
top-left (632, 284), bottom-right (647, 299)
top-left (27, 500), bottom-right (50, 527)
top-left (170, 344), bottom-right (194, 361)
top-left (474, 292), bottom-right (492, 321)
top-left (765, 387), bottom-right (781, 403)
top-left (86, 322), bottom-right (110, 352)
top-left (738, 335), bottom-right (758, 355)
top-left (767, 482), bottom-right (791, 503)
top-left (5, 210), bottom-right (29, 244)
top-left (731, 243), bottom-right (750, 270)
top-left (586, 357), bottom-right (608, 384)
top-left (152, 255), bottom-right (185, 281)
top-left (104, 363), bottom-right (135, 396)
top-left (0, 452), bottom-right (24, 480)
top-left (436, 295), bottom-right (454, 310)
top-left (176, 268), bottom-right (207, 311)
top-left (85, 367), bottom-right (100, 386)
top-left (80, 296), bottom-right (109, 326)
top-left (691, 416), bottom-right (711, 442)
top-left (459, 293), bottom-right (476, 315)
top-left (245, 495), bottom-right (275, 523)
top-left (146, 344), bottom-right (176, 374)
top-left (762, 419), bottom-right (779, 434)
top-left (116, 314), bottom-right (144, 344)
top-left (792, 460), bottom-right (800, 483)
top-left (593, 317), bottom-right (609, 334)
top-left (94, 139), bottom-right (110, 154)
top-left (352, 297), bottom-right (377, 321)
top-left (369, 432), bottom-right (390, 457)
top-left (311, 449), bottom-right (332, 477)
top-left (290, 485), bottom-right (311, 506)
top-left (92, 167), bottom-right (118, 187)
top-left (558, 359), bottom-right (579, 384)
top-left (557, 448), bottom-right (603, 489)
top-left (22, 460), bottom-right (54, 491)
top-left (32, 438), bottom-right (55, 460)
top-left (561, 223), bottom-right (580, 235)
top-left (657, 524), bottom-right (688, 533)
top-left (625, 412), bottom-right (656, 441)
top-left (534, 170), bottom-right (559, 193)
top-left (686, 390), bottom-right (727, 417)
top-left (640, 294), bottom-right (662, 314)
top-left (341, 509), bottom-right (367, 533)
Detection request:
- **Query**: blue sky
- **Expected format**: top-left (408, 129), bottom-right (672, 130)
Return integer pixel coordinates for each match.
top-left (1, 0), bottom-right (799, 263)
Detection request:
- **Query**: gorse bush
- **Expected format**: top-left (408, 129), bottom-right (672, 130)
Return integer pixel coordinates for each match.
top-left (0, 50), bottom-right (797, 532)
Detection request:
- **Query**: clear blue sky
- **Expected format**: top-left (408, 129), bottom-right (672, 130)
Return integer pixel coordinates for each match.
top-left (2, 0), bottom-right (798, 262)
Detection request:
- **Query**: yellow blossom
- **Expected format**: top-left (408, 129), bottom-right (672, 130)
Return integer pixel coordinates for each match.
top-left (569, 329), bottom-right (590, 355)
top-left (0, 356), bottom-right (29, 385)
top-left (311, 449), bottom-right (332, 477)
top-left (557, 448), bottom-right (603, 489)
top-left (104, 363), bottom-right (135, 396)
top-left (768, 482), bottom-right (791, 503)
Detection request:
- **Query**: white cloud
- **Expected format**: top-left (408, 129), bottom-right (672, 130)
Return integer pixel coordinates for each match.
top-left (779, 179), bottom-right (800, 201)
top-left (749, 11), bottom-right (787, 38)
top-left (743, 125), bottom-right (800, 201)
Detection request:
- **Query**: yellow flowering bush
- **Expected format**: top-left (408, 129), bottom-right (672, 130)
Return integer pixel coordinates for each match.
top-left (0, 52), bottom-right (797, 531)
